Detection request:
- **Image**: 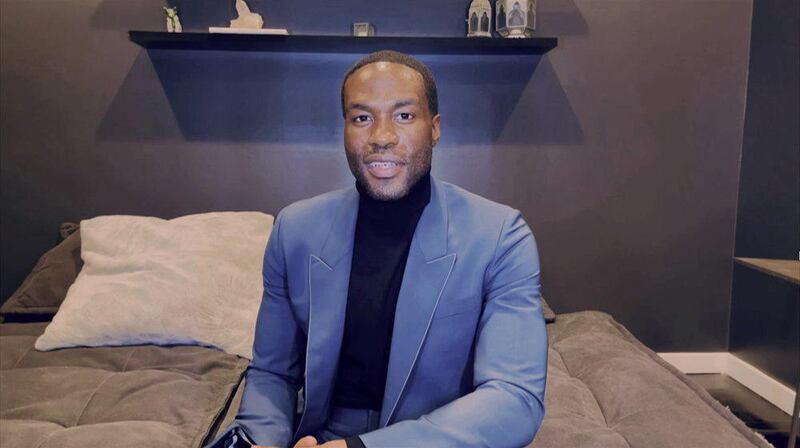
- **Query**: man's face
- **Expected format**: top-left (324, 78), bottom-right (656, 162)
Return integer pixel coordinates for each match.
top-left (343, 62), bottom-right (441, 201)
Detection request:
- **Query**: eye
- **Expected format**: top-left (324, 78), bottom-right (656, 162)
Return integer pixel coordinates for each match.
top-left (396, 112), bottom-right (415, 122)
top-left (352, 115), bottom-right (372, 125)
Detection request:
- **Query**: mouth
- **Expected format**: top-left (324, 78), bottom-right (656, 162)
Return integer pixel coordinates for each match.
top-left (364, 159), bottom-right (406, 179)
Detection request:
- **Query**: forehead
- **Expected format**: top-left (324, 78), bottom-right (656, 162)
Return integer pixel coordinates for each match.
top-left (344, 62), bottom-right (426, 105)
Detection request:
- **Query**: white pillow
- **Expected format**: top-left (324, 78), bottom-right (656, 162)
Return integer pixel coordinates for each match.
top-left (35, 212), bottom-right (273, 359)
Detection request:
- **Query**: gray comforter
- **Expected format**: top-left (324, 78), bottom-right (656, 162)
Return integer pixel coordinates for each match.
top-left (0, 322), bottom-right (247, 448)
top-left (210, 311), bottom-right (773, 447)
top-left (0, 313), bottom-right (772, 448)
top-left (532, 311), bottom-right (771, 447)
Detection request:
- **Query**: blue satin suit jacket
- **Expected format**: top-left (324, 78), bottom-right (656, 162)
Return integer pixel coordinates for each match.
top-left (213, 177), bottom-right (547, 447)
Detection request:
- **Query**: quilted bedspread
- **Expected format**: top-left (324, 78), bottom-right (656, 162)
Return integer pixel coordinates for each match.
top-left (0, 322), bottom-right (248, 448)
top-left (531, 311), bottom-right (771, 448)
top-left (0, 313), bottom-right (774, 448)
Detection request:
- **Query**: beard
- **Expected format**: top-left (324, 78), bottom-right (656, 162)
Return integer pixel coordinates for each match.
top-left (346, 143), bottom-right (433, 201)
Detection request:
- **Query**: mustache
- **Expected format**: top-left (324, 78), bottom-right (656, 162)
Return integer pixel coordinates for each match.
top-left (362, 153), bottom-right (407, 164)
top-left (367, 145), bottom-right (399, 154)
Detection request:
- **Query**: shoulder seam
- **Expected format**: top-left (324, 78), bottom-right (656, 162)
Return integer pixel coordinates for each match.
top-left (482, 207), bottom-right (516, 297)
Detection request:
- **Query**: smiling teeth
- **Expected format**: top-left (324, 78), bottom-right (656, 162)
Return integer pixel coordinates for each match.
top-left (369, 162), bottom-right (399, 168)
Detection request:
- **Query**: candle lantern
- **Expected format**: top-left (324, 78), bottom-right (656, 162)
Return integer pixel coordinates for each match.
top-left (467, 0), bottom-right (492, 37)
top-left (495, 0), bottom-right (536, 38)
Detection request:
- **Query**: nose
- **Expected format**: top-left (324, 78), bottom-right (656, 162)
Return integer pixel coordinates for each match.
top-left (368, 117), bottom-right (398, 150)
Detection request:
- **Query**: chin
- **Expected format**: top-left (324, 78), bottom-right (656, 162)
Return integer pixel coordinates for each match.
top-left (364, 175), bottom-right (409, 201)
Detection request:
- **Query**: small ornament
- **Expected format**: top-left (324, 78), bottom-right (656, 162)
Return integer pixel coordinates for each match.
top-left (352, 23), bottom-right (376, 37)
top-left (230, 0), bottom-right (264, 29)
top-left (163, 6), bottom-right (183, 33)
top-left (467, 0), bottom-right (492, 38)
top-left (495, 0), bottom-right (536, 38)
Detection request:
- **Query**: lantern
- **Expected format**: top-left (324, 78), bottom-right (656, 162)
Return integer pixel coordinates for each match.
top-left (495, 0), bottom-right (536, 38)
top-left (467, 0), bottom-right (492, 38)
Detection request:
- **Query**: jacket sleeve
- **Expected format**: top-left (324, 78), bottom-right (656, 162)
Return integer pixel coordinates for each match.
top-left (205, 210), bottom-right (306, 448)
top-left (359, 210), bottom-right (548, 448)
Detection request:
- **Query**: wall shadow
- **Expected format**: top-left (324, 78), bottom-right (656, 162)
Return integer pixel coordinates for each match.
top-left (98, 51), bottom-right (581, 145)
top-left (96, 51), bottom-right (183, 142)
top-left (94, 0), bottom-right (585, 145)
top-left (538, 0), bottom-right (589, 36)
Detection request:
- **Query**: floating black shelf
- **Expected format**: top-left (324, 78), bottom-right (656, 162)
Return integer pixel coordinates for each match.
top-left (128, 31), bottom-right (557, 55)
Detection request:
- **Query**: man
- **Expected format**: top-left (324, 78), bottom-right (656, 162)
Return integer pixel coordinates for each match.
top-left (209, 50), bottom-right (547, 448)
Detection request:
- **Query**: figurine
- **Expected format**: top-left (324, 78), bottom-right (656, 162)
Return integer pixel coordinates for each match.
top-left (230, 0), bottom-right (264, 29)
top-left (508, 2), bottom-right (524, 27)
top-left (163, 6), bottom-right (183, 33)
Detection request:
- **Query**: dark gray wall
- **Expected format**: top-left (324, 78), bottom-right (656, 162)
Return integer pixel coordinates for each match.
top-left (1, 0), bottom-right (754, 351)
top-left (731, 265), bottom-right (798, 388)
top-left (730, 0), bottom-right (799, 387)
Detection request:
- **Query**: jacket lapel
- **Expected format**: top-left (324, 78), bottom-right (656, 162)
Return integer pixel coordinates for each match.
top-left (380, 178), bottom-right (457, 427)
top-left (296, 187), bottom-right (358, 437)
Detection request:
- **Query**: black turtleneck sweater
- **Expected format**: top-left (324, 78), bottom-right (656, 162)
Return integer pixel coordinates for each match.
top-left (334, 172), bottom-right (431, 448)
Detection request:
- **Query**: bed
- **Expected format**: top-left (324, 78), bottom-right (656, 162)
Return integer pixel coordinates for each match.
top-left (0, 321), bottom-right (247, 448)
top-left (0, 220), bottom-right (773, 448)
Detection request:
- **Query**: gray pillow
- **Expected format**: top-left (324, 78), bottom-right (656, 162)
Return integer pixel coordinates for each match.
top-left (1, 220), bottom-right (559, 325)
top-left (34, 212), bottom-right (273, 359)
top-left (1, 223), bottom-right (82, 316)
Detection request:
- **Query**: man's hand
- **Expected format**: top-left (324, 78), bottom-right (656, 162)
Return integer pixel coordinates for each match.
top-left (316, 440), bottom-right (347, 448)
top-left (254, 435), bottom-right (348, 448)
top-left (254, 435), bottom-right (317, 448)
top-left (293, 436), bottom-right (319, 448)
top-left (292, 436), bottom-right (320, 447)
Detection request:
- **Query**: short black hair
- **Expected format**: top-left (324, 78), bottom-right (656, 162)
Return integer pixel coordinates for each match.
top-left (341, 50), bottom-right (439, 117)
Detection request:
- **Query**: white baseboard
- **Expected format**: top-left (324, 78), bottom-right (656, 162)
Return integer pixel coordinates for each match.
top-left (658, 352), bottom-right (729, 374)
top-left (657, 352), bottom-right (796, 415)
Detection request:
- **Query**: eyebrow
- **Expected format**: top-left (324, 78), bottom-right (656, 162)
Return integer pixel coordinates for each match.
top-left (392, 99), bottom-right (418, 109)
top-left (346, 103), bottom-right (372, 113)
top-left (346, 99), bottom-right (419, 113)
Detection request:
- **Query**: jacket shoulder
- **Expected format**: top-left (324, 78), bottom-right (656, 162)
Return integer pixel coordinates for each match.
top-left (278, 186), bottom-right (351, 224)
top-left (439, 181), bottom-right (517, 222)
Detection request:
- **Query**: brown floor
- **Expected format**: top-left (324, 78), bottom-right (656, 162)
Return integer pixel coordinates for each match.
top-left (689, 374), bottom-right (796, 447)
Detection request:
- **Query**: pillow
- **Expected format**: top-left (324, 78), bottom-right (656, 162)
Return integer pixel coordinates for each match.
top-left (1, 223), bottom-right (83, 316)
top-left (35, 212), bottom-right (273, 359)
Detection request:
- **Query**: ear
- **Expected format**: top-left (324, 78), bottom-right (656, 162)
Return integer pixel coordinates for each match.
top-left (431, 114), bottom-right (441, 147)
